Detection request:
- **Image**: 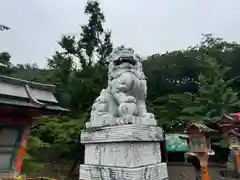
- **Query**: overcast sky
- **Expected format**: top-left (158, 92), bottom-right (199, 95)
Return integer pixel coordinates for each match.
top-left (1, 0), bottom-right (240, 68)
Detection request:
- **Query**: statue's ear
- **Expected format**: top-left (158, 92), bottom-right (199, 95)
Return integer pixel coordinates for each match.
top-left (135, 54), bottom-right (142, 61)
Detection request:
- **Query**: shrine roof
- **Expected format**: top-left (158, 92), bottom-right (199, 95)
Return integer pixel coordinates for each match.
top-left (185, 123), bottom-right (216, 133)
top-left (0, 75), bottom-right (68, 113)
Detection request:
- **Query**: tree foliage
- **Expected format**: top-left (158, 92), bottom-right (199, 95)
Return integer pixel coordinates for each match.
top-left (0, 24), bottom-right (10, 31)
top-left (151, 35), bottom-right (240, 132)
top-left (47, 0), bottom-right (112, 114)
top-left (180, 57), bottom-right (240, 123)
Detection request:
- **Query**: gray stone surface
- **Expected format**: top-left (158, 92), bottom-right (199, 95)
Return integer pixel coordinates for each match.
top-left (81, 125), bottom-right (163, 144)
top-left (84, 142), bottom-right (162, 167)
top-left (80, 124), bottom-right (167, 180)
top-left (80, 163), bottom-right (168, 180)
top-left (82, 125), bottom-right (163, 168)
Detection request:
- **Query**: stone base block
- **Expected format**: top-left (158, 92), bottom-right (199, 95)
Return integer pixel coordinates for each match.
top-left (81, 125), bottom-right (163, 167)
top-left (81, 125), bottom-right (163, 144)
top-left (84, 142), bottom-right (162, 167)
top-left (79, 162), bottom-right (168, 180)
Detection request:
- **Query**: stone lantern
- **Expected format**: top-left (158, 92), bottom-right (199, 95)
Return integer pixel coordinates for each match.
top-left (185, 123), bottom-right (215, 180)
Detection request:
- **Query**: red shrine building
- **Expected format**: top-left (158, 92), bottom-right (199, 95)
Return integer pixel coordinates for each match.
top-left (231, 112), bottom-right (240, 120)
top-left (0, 75), bottom-right (68, 178)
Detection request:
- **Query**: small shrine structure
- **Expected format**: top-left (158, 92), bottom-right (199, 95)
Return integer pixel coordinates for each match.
top-left (0, 75), bottom-right (68, 179)
top-left (184, 123), bottom-right (216, 180)
top-left (230, 112), bottom-right (240, 120)
top-left (217, 113), bottom-right (240, 178)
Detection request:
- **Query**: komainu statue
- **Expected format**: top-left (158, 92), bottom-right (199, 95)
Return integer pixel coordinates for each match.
top-left (86, 46), bottom-right (156, 128)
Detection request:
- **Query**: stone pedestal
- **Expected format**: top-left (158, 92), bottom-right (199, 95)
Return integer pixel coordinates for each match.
top-left (79, 124), bottom-right (168, 180)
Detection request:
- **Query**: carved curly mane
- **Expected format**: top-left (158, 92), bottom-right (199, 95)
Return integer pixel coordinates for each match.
top-left (108, 48), bottom-right (146, 81)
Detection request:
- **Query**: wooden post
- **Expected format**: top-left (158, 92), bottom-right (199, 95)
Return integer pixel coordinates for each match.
top-left (199, 154), bottom-right (209, 180)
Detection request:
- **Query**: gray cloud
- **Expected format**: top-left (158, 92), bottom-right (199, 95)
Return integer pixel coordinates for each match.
top-left (1, 0), bottom-right (240, 68)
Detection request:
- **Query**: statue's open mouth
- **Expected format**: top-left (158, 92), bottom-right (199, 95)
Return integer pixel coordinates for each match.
top-left (114, 56), bottom-right (137, 66)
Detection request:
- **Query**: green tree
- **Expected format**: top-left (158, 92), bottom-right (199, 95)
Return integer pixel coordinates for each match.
top-left (0, 24), bottom-right (10, 31)
top-left (48, 0), bottom-right (113, 112)
top-left (48, 0), bottom-right (113, 72)
top-left (23, 115), bottom-right (86, 174)
top-left (153, 92), bottom-right (195, 132)
top-left (143, 50), bottom-right (203, 100)
top-left (181, 57), bottom-right (240, 123)
top-left (0, 52), bottom-right (12, 75)
top-left (196, 34), bottom-right (240, 92)
top-left (144, 34), bottom-right (240, 132)
top-left (0, 52), bottom-right (11, 67)
top-left (144, 34), bottom-right (240, 102)
top-left (79, 0), bottom-right (113, 67)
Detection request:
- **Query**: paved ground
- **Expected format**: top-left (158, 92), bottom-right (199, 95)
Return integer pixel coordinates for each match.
top-left (168, 163), bottom-right (226, 180)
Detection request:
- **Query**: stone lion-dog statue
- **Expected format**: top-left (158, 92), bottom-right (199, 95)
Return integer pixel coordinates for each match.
top-left (86, 46), bottom-right (156, 128)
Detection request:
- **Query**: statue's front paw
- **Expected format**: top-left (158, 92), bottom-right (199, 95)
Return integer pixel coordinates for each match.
top-left (116, 118), bottom-right (126, 125)
top-left (141, 113), bottom-right (157, 125)
top-left (143, 113), bottom-right (155, 119)
top-left (116, 116), bottom-right (133, 125)
top-left (149, 113), bottom-right (155, 119)
top-left (86, 122), bottom-right (91, 128)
